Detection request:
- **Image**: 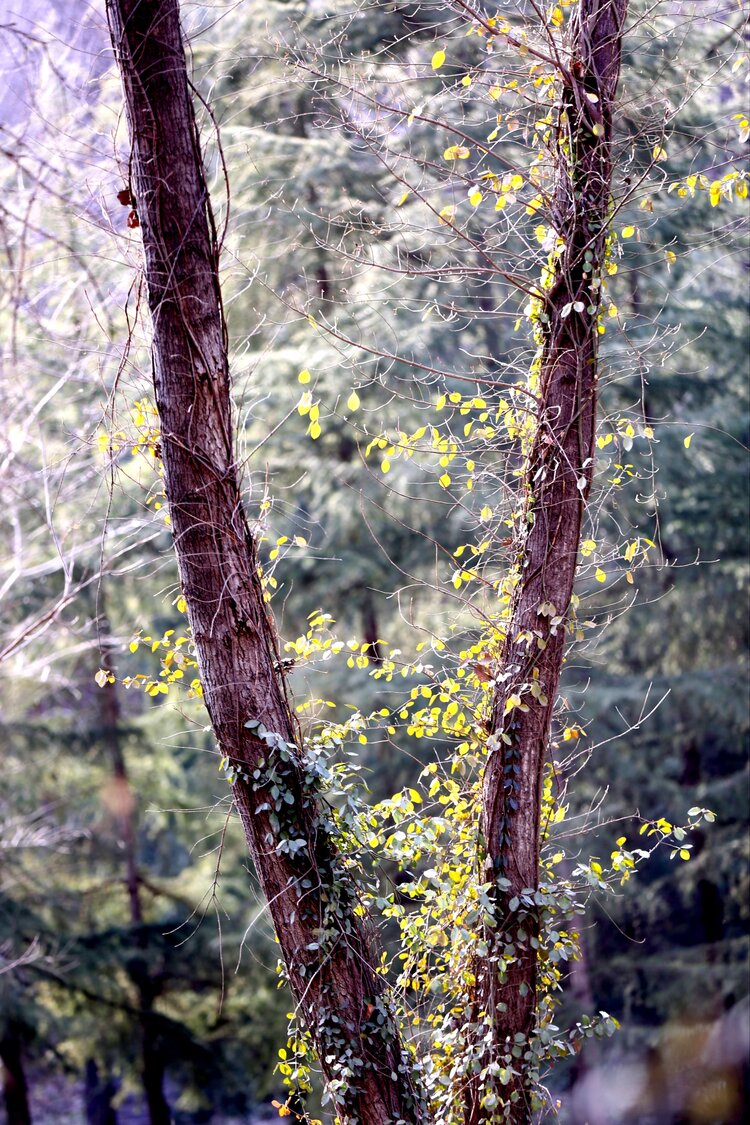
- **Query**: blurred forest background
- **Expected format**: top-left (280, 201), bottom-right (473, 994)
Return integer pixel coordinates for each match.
top-left (0, 1), bottom-right (747, 1123)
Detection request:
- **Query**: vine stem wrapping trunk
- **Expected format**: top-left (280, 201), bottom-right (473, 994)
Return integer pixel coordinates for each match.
top-left (467, 2), bottom-right (628, 1121)
top-left (105, 2), bottom-right (422, 1121)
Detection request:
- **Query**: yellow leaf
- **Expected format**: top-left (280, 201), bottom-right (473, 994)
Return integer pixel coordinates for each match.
top-left (469, 189), bottom-right (482, 206)
top-left (297, 391), bottom-right (312, 416)
top-left (621, 225), bottom-right (635, 238)
top-left (444, 145), bottom-right (471, 160)
top-left (595, 567), bottom-right (606, 583)
top-left (347, 390), bottom-right (361, 411)
top-left (683, 433), bottom-right (693, 448)
top-left (176, 596), bottom-right (187, 613)
top-left (309, 421), bottom-right (321, 440)
top-left (397, 190), bottom-right (410, 206)
top-left (298, 369), bottom-right (311, 384)
top-left (439, 473), bottom-right (451, 488)
top-left (431, 49), bottom-right (446, 70)
top-left (461, 75), bottom-right (471, 87)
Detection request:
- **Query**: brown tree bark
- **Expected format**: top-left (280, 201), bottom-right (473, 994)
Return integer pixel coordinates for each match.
top-left (466, 2), bottom-right (628, 1122)
top-left (105, 2), bottom-right (422, 1121)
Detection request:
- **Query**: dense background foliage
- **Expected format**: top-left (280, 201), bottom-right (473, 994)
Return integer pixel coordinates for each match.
top-left (0, 1), bottom-right (747, 1122)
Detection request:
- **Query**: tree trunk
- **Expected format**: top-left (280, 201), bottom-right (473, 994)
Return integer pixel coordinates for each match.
top-left (0, 1027), bottom-right (32, 1125)
top-left (105, 2), bottom-right (421, 1120)
top-left (140, 1019), bottom-right (170, 1125)
top-left (99, 607), bottom-right (171, 1125)
top-left (98, 612), bottom-right (142, 927)
top-left (467, 3), bottom-right (628, 1121)
top-left (84, 1059), bottom-right (118, 1125)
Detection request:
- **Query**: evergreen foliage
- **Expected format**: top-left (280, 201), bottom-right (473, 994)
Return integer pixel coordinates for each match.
top-left (0, 1), bottom-right (747, 1121)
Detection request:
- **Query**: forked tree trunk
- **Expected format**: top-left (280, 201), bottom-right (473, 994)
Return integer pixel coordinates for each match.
top-left (467, 2), bottom-right (628, 1121)
top-left (105, 2), bottom-right (421, 1121)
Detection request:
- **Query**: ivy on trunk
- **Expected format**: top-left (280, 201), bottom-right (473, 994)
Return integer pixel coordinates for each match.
top-left (467, 2), bottom-right (628, 1121)
top-left (105, 1), bottom-right (423, 1121)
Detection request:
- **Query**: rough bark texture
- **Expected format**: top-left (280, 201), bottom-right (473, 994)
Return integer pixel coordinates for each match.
top-left (467, 2), bottom-right (628, 1121)
top-left (105, 2), bottom-right (421, 1121)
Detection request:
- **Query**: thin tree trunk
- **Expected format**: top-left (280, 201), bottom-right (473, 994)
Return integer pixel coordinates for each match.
top-left (139, 1014), bottom-right (170, 1125)
top-left (105, 2), bottom-right (421, 1120)
top-left (0, 1027), bottom-right (32, 1125)
top-left (84, 1059), bottom-right (117, 1125)
top-left (99, 608), bottom-right (171, 1125)
top-left (467, 3), bottom-right (628, 1121)
top-left (98, 613), bottom-right (142, 927)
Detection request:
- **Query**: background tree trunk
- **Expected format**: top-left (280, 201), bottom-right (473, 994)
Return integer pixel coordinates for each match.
top-left (105, 2), bottom-right (422, 1120)
top-left (84, 1059), bottom-right (117, 1125)
top-left (467, 3), bottom-right (628, 1122)
top-left (99, 605), bottom-right (170, 1125)
top-left (0, 1027), bottom-right (32, 1125)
